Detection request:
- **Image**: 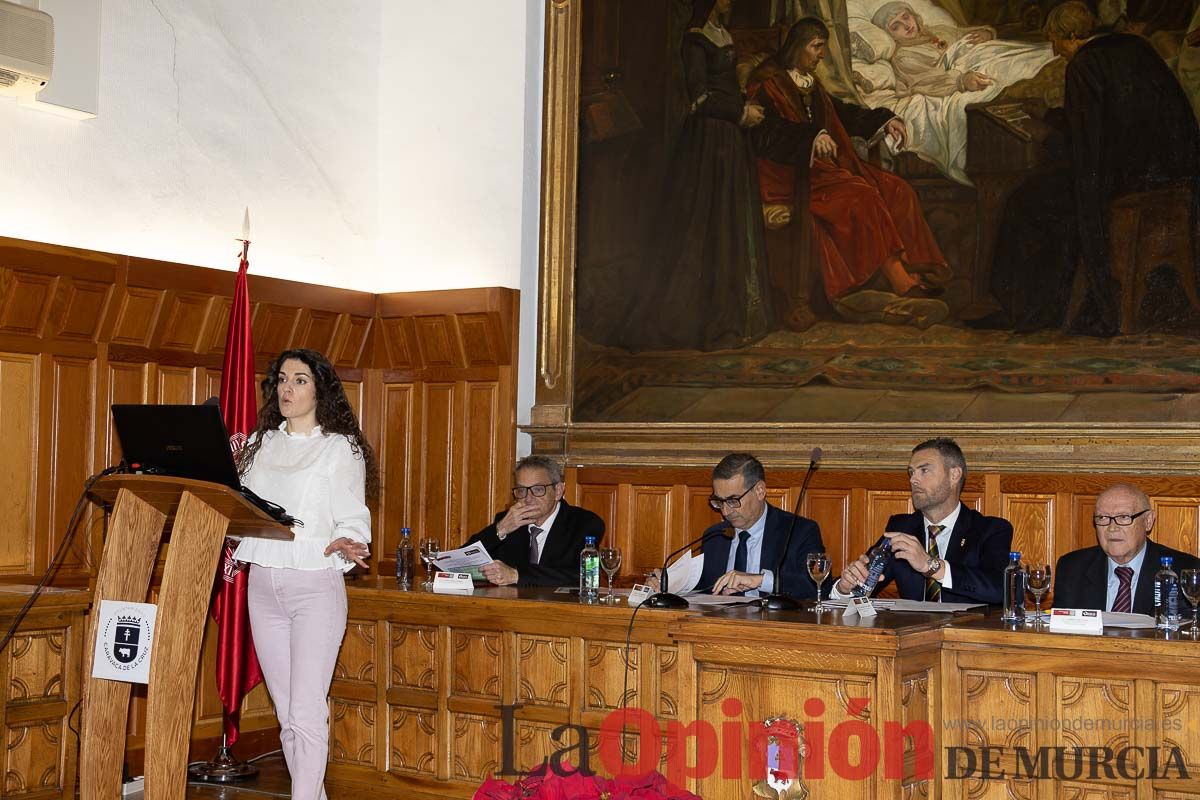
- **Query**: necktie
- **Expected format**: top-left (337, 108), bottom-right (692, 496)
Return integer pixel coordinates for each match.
top-left (528, 526), bottom-right (542, 565)
top-left (926, 524), bottom-right (944, 601)
top-left (1113, 566), bottom-right (1134, 613)
top-left (734, 530), bottom-right (750, 573)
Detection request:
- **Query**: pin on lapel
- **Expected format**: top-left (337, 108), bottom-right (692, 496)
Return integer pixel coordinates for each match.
top-left (960, 538), bottom-right (966, 548)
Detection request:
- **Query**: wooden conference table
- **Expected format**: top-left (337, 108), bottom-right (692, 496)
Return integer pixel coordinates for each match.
top-left (327, 580), bottom-right (1200, 800)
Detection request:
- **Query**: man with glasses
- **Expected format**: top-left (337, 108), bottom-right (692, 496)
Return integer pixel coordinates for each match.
top-left (464, 456), bottom-right (604, 587)
top-left (832, 438), bottom-right (1011, 604)
top-left (692, 453), bottom-right (824, 597)
top-left (1055, 483), bottom-right (1199, 614)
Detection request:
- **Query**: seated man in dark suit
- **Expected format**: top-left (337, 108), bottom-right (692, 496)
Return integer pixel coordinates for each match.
top-left (1055, 483), bottom-right (1200, 615)
top-left (464, 455), bottom-right (604, 587)
top-left (832, 438), bottom-right (1012, 604)
top-left (693, 453), bottom-right (825, 598)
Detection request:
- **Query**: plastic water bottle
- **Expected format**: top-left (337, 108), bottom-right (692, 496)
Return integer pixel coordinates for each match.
top-left (1002, 552), bottom-right (1026, 623)
top-left (853, 539), bottom-right (893, 598)
top-left (396, 527), bottom-right (414, 589)
top-left (579, 535), bottom-right (600, 603)
top-left (1154, 556), bottom-right (1182, 630)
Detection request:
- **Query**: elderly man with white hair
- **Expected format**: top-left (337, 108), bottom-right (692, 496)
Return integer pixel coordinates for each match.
top-left (1054, 483), bottom-right (1200, 615)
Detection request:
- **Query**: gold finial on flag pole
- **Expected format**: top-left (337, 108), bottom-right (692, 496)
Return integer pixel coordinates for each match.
top-left (237, 207), bottom-right (250, 262)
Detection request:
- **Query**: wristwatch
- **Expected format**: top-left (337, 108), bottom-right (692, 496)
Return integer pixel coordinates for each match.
top-left (922, 556), bottom-right (942, 578)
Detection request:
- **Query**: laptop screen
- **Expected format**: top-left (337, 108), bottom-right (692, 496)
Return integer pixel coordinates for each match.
top-left (110, 404), bottom-right (243, 488)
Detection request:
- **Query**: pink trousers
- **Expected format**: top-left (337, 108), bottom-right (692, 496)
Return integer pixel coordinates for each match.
top-left (248, 566), bottom-right (347, 800)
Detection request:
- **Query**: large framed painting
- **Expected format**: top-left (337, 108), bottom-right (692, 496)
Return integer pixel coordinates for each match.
top-left (528, 0), bottom-right (1200, 471)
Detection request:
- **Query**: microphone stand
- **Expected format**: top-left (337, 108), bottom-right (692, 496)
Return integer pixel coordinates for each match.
top-left (760, 449), bottom-right (822, 612)
top-left (644, 527), bottom-right (732, 609)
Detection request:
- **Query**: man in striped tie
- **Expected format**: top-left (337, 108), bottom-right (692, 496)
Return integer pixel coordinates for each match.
top-left (832, 438), bottom-right (1012, 604)
top-left (1054, 484), bottom-right (1200, 615)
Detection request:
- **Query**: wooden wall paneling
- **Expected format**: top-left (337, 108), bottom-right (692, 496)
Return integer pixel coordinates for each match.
top-left (1073, 495), bottom-right (1099, 560)
top-left (154, 365), bottom-right (196, 404)
top-left (681, 485), bottom-right (721, 550)
top-left (332, 315), bottom-right (372, 368)
top-left (1150, 498), bottom-right (1200, 557)
top-left (0, 269), bottom-right (56, 338)
top-left (380, 383), bottom-right (415, 568)
top-left (420, 383), bottom-right (456, 546)
top-left (803, 489), bottom-right (851, 574)
top-left (158, 292), bottom-right (215, 352)
top-left (627, 486), bottom-right (674, 577)
top-left (1001, 493), bottom-right (1056, 569)
top-left (48, 358), bottom-right (94, 579)
top-left (413, 316), bottom-right (463, 369)
top-left (462, 381), bottom-right (500, 539)
top-left (0, 353), bottom-right (37, 575)
top-left (297, 309), bottom-right (341, 355)
top-left (251, 304), bottom-right (302, 358)
top-left (52, 277), bottom-right (112, 343)
top-left (110, 287), bottom-right (163, 347)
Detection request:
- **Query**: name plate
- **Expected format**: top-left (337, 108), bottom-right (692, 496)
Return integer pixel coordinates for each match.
top-left (432, 572), bottom-right (474, 595)
top-left (628, 584), bottom-right (652, 606)
top-left (842, 596), bottom-right (877, 617)
top-left (1048, 607), bottom-right (1104, 635)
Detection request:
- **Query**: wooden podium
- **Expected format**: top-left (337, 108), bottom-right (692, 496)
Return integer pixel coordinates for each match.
top-left (80, 475), bottom-right (293, 800)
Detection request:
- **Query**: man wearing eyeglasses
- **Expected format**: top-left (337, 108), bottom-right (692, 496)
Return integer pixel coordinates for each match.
top-left (1054, 483), bottom-right (1199, 615)
top-left (692, 453), bottom-right (824, 597)
top-left (463, 455), bottom-right (604, 587)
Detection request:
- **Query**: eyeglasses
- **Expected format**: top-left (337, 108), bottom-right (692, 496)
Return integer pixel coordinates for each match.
top-left (1092, 509), bottom-right (1151, 527)
top-left (512, 483), bottom-right (558, 500)
top-left (709, 486), bottom-right (755, 510)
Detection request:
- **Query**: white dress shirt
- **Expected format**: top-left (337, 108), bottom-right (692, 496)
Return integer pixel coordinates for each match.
top-left (1105, 541), bottom-right (1149, 611)
top-left (234, 422), bottom-right (372, 572)
top-left (724, 505), bottom-right (773, 596)
top-left (527, 501), bottom-right (562, 564)
top-left (832, 503), bottom-right (962, 598)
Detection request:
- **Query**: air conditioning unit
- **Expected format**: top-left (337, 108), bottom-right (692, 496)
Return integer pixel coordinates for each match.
top-left (0, 0), bottom-right (53, 98)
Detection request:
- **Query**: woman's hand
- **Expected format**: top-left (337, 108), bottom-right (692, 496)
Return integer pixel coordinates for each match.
top-left (961, 71), bottom-right (993, 92)
top-left (740, 103), bottom-right (765, 128)
top-left (964, 28), bottom-right (995, 45)
top-left (325, 537), bottom-right (370, 569)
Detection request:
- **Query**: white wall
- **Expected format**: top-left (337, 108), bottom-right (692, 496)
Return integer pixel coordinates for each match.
top-left (0, 0), bottom-right (544, 445)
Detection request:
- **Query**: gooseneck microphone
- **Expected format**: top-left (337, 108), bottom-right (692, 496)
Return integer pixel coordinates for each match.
top-left (643, 525), bottom-right (733, 609)
top-left (760, 447), bottom-right (823, 612)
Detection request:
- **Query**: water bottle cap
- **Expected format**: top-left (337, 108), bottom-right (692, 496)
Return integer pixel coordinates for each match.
top-left (881, 539), bottom-right (892, 551)
top-left (1009, 551), bottom-right (1021, 559)
top-left (401, 527), bottom-right (411, 534)
top-left (1162, 556), bottom-right (1173, 566)
top-left (585, 535), bottom-right (597, 545)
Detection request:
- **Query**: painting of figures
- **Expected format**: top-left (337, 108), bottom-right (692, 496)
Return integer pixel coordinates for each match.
top-left (571, 0), bottom-right (1200, 423)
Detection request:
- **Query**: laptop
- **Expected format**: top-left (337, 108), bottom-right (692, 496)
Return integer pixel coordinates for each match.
top-left (110, 403), bottom-right (295, 525)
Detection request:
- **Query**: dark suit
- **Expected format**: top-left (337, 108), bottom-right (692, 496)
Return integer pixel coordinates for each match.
top-left (863, 504), bottom-right (1012, 605)
top-left (695, 504), bottom-right (825, 598)
top-left (464, 499), bottom-right (605, 587)
top-left (1053, 540), bottom-right (1200, 616)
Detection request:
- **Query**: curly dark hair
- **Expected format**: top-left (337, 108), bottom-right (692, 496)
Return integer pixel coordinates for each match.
top-left (237, 348), bottom-right (380, 501)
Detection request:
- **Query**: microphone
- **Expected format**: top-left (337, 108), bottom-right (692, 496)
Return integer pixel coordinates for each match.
top-left (643, 525), bottom-right (734, 609)
top-left (760, 447), bottom-right (823, 612)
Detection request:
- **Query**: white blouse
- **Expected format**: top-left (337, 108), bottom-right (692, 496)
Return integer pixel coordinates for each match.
top-left (233, 422), bottom-right (372, 572)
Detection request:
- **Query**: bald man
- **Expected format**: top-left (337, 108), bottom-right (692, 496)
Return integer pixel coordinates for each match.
top-left (1054, 484), bottom-right (1200, 615)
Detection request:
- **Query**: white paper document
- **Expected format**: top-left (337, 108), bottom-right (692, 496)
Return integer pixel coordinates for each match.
top-left (433, 543), bottom-right (494, 572)
top-left (664, 550), bottom-right (705, 596)
top-left (683, 593), bottom-right (757, 606)
top-left (821, 598), bottom-right (983, 613)
top-left (1101, 611), bottom-right (1156, 629)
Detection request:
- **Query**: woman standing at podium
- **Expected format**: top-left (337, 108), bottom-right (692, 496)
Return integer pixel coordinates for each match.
top-left (233, 348), bottom-right (379, 800)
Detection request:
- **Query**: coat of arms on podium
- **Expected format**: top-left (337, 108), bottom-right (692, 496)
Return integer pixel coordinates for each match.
top-left (751, 716), bottom-right (810, 800)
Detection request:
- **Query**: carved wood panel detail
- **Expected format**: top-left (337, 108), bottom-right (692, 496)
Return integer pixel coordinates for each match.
top-left (658, 647), bottom-right (679, 720)
top-left (2, 721), bottom-right (63, 795)
top-left (6, 633), bottom-right (64, 703)
top-left (901, 670), bottom-right (931, 758)
top-left (1057, 678), bottom-right (1132, 752)
top-left (1002, 494), bottom-right (1055, 568)
top-left (584, 641), bottom-right (635, 712)
top-left (452, 630), bottom-right (502, 700)
top-left (333, 621), bottom-right (376, 684)
top-left (1056, 783), bottom-right (1134, 800)
top-left (961, 671), bottom-right (1034, 750)
top-left (388, 706), bottom-right (437, 776)
top-left (961, 776), bottom-right (1035, 800)
top-left (518, 635), bottom-right (570, 708)
top-left (451, 713), bottom-right (501, 783)
top-left (329, 699), bottom-right (375, 767)
top-left (389, 625), bottom-right (438, 692)
top-left (1158, 684), bottom-right (1200, 773)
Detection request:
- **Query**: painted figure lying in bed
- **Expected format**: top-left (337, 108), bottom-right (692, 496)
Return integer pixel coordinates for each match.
top-left (849, 0), bottom-right (1056, 183)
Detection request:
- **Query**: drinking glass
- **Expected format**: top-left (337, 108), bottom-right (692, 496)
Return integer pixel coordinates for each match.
top-left (806, 552), bottom-right (831, 613)
top-left (600, 547), bottom-right (623, 604)
top-left (1026, 565), bottom-right (1052, 628)
top-left (420, 539), bottom-right (441, 590)
top-left (1180, 569), bottom-right (1200, 640)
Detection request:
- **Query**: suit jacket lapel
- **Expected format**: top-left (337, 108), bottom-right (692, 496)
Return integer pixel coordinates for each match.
top-left (760, 505), bottom-right (784, 574)
top-left (536, 501), bottom-right (570, 564)
top-left (1083, 548), bottom-right (1109, 611)
top-left (943, 504), bottom-right (969, 562)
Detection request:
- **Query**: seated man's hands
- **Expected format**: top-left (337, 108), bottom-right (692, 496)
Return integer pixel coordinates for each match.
top-left (645, 569), bottom-right (661, 592)
top-left (496, 500), bottom-right (542, 537)
top-left (712, 570), bottom-right (765, 595)
top-left (740, 103), bottom-right (765, 128)
top-left (960, 71), bottom-right (993, 92)
top-left (884, 531), bottom-right (933, 573)
top-left (834, 554), bottom-right (870, 594)
top-left (481, 561), bottom-right (519, 586)
top-left (813, 131), bottom-right (838, 160)
top-left (884, 117), bottom-right (907, 149)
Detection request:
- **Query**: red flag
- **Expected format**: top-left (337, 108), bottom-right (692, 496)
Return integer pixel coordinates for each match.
top-left (211, 240), bottom-right (263, 746)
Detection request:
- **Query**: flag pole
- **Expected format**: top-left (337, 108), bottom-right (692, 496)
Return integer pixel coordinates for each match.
top-left (189, 210), bottom-right (262, 784)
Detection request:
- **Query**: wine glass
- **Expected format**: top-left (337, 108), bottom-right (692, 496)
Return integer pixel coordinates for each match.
top-left (1180, 569), bottom-right (1200, 640)
top-left (600, 547), bottom-right (623, 604)
top-left (420, 539), bottom-right (441, 590)
top-left (806, 552), bottom-right (831, 613)
top-left (1026, 565), bottom-right (1052, 628)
